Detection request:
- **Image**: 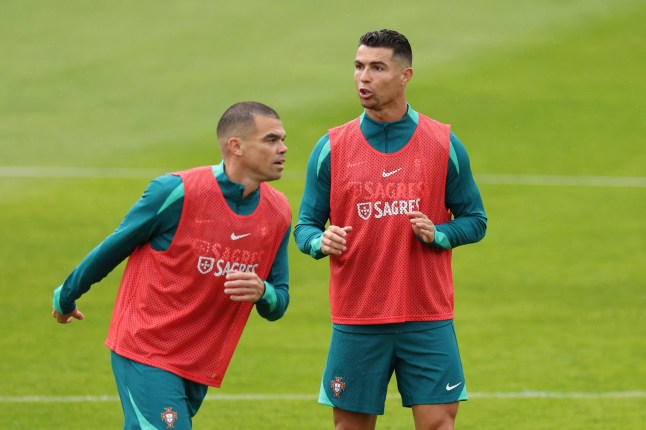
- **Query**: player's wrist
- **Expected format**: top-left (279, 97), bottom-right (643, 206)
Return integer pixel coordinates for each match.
top-left (52, 285), bottom-right (77, 314)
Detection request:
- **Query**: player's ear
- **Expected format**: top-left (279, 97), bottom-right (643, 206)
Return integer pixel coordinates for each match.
top-left (228, 137), bottom-right (243, 155)
top-left (402, 67), bottom-right (413, 85)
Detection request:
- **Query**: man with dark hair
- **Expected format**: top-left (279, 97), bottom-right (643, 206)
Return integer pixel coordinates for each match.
top-left (359, 29), bottom-right (413, 66)
top-left (52, 101), bottom-right (291, 429)
top-left (294, 29), bottom-right (487, 429)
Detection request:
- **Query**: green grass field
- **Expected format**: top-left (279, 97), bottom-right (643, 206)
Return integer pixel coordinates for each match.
top-left (1, 0), bottom-right (644, 428)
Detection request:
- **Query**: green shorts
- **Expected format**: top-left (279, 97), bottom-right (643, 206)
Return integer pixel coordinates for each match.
top-left (111, 351), bottom-right (209, 430)
top-left (318, 321), bottom-right (467, 415)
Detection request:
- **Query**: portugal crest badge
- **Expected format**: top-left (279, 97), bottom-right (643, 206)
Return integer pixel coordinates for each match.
top-left (331, 376), bottom-right (346, 398)
top-left (357, 202), bottom-right (372, 220)
top-left (161, 407), bottom-right (178, 428)
top-left (197, 256), bottom-right (215, 274)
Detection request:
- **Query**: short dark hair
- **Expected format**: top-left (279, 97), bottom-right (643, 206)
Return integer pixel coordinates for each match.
top-left (217, 101), bottom-right (280, 140)
top-left (358, 29), bottom-right (412, 66)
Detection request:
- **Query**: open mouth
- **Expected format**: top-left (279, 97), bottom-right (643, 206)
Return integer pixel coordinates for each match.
top-left (359, 88), bottom-right (373, 100)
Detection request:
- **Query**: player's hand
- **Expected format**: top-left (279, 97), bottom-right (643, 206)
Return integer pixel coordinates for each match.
top-left (52, 307), bottom-right (85, 324)
top-left (321, 225), bottom-right (353, 256)
top-left (407, 211), bottom-right (435, 244)
top-left (224, 271), bottom-right (265, 303)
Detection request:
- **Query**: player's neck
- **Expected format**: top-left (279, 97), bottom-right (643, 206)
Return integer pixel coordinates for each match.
top-left (364, 101), bottom-right (408, 123)
top-left (222, 163), bottom-right (260, 199)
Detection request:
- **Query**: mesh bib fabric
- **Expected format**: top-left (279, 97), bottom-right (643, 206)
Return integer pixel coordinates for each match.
top-left (328, 115), bottom-right (454, 324)
top-left (106, 166), bottom-right (290, 386)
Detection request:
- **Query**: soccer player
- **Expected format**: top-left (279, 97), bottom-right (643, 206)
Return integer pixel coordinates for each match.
top-left (294, 30), bottom-right (487, 429)
top-left (52, 101), bottom-right (291, 430)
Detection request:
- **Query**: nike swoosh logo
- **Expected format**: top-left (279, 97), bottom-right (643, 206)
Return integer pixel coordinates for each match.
top-left (382, 168), bottom-right (402, 178)
top-left (230, 232), bottom-right (251, 241)
top-left (446, 382), bottom-right (463, 391)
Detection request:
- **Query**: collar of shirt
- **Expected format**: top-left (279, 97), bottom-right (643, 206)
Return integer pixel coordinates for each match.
top-left (358, 104), bottom-right (419, 154)
top-left (213, 162), bottom-right (260, 215)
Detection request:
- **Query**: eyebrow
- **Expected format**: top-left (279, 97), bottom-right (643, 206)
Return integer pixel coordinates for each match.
top-left (355, 59), bottom-right (389, 67)
top-left (262, 132), bottom-right (286, 140)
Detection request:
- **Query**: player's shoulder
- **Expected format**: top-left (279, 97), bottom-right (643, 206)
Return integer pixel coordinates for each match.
top-left (329, 116), bottom-right (359, 133)
top-left (144, 173), bottom-right (184, 199)
top-left (262, 182), bottom-right (287, 199)
top-left (307, 133), bottom-right (332, 168)
top-left (314, 133), bottom-right (331, 152)
top-left (151, 171), bottom-right (183, 186)
top-left (148, 166), bottom-right (213, 212)
top-left (448, 131), bottom-right (471, 158)
top-left (261, 183), bottom-right (291, 217)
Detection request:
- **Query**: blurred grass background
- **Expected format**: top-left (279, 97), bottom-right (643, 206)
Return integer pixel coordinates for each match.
top-left (1, 0), bottom-right (644, 428)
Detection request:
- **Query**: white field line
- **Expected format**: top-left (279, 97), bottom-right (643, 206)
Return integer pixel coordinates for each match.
top-left (1, 167), bottom-right (646, 188)
top-left (1, 391), bottom-right (644, 403)
top-left (476, 174), bottom-right (646, 188)
top-left (0, 166), bottom-right (167, 179)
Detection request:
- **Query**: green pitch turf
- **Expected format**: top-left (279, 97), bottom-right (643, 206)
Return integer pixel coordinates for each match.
top-left (1, 0), bottom-right (644, 428)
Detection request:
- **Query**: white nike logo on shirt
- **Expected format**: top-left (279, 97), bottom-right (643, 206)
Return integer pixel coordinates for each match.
top-left (382, 168), bottom-right (402, 178)
top-left (445, 382), bottom-right (463, 391)
top-left (230, 232), bottom-right (251, 241)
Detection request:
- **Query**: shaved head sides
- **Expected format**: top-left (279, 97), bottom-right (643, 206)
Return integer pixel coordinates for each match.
top-left (216, 101), bottom-right (280, 142)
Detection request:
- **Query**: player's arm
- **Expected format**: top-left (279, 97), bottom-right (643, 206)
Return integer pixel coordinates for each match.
top-left (254, 225), bottom-right (291, 321)
top-left (432, 132), bottom-right (487, 249)
top-left (223, 226), bottom-right (290, 321)
top-left (294, 135), bottom-right (338, 259)
top-left (52, 175), bottom-right (182, 322)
